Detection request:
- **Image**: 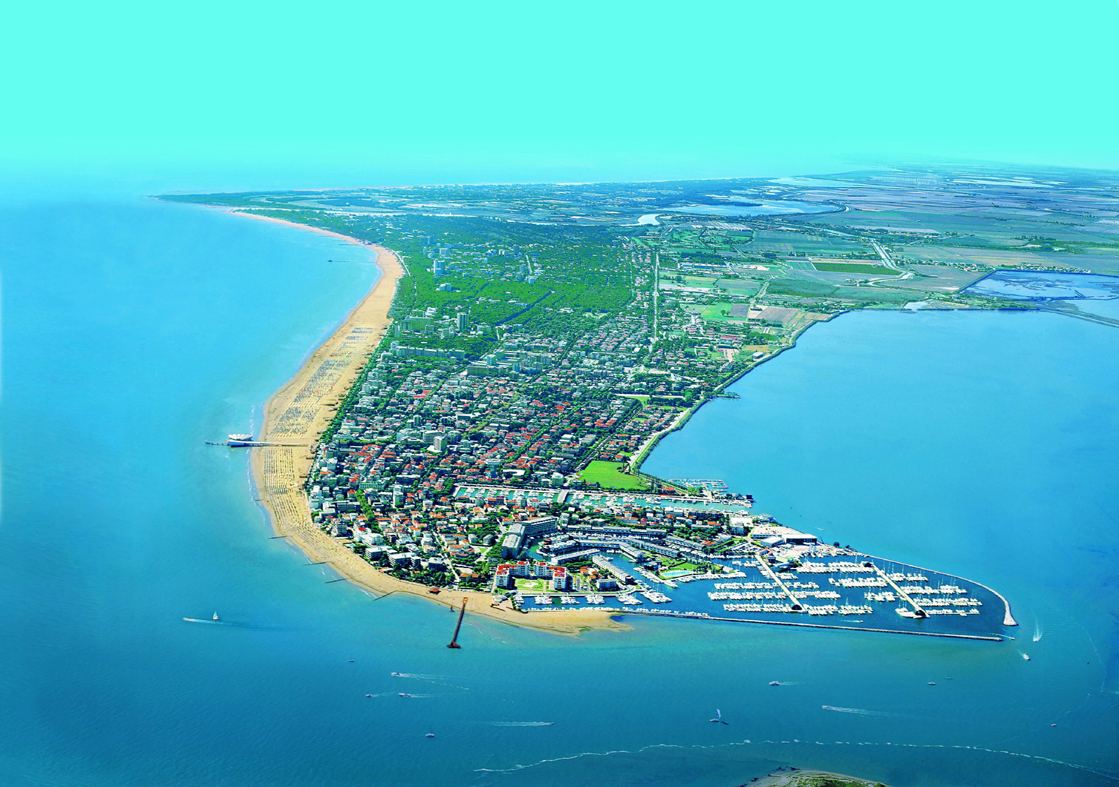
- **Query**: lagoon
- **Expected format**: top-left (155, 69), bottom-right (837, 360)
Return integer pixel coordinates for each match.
top-left (964, 269), bottom-right (1119, 300)
top-left (667, 199), bottom-right (834, 217)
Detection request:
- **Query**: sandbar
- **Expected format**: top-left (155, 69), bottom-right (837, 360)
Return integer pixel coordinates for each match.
top-left (747, 769), bottom-right (888, 787)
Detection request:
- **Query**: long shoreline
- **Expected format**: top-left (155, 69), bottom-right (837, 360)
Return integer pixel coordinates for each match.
top-left (239, 212), bottom-right (628, 637)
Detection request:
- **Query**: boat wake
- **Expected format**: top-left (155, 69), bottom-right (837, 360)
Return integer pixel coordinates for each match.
top-left (182, 617), bottom-right (242, 627)
top-left (821, 705), bottom-right (896, 717)
top-left (1033, 622), bottom-right (1043, 642)
top-left (390, 672), bottom-right (469, 691)
top-left (489, 721), bottom-right (555, 727)
top-left (181, 617), bottom-right (275, 630)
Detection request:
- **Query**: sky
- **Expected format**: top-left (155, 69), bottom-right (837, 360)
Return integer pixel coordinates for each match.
top-left (1, 0), bottom-right (1117, 190)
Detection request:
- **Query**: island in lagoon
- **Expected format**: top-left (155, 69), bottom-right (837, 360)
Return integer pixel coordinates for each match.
top-left (163, 165), bottom-right (1119, 640)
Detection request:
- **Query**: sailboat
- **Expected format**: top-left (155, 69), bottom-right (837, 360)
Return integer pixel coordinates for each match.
top-left (212, 611), bottom-right (219, 622)
top-left (710, 709), bottom-right (726, 724)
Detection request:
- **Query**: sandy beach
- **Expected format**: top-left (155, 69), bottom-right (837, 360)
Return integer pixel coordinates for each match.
top-left (240, 213), bottom-right (627, 637)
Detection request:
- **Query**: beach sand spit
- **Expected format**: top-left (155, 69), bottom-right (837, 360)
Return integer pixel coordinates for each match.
top-left (744, 769), bottom-right (888, 787)
top-left (241, 215), bottom-right (626, 636)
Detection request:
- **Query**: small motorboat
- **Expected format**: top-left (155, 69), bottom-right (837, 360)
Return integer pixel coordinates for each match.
top-left (1022, 654), bottom-right (1031, 661)
top-left (399, 693), bottom-right (412, 698)
top-left (928, 682), bottom-right (936, 686)
top-left (425, 733), bottom-right (435, 738)
top-left (769, 681), bottom-right (780, 686)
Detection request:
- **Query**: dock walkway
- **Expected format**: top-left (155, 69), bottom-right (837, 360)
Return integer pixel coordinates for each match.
top-left (756, 556), bottom-right (802, 610)
top-left (871, 563), bottom-right (928, 618)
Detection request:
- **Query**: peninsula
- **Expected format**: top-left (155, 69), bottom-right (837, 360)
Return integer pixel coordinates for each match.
top-left (163, 166), bottom-right (1119, 639)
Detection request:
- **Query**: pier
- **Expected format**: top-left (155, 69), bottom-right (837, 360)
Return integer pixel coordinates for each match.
top-left (668, 478), bottom-right (729, 493)
top-left (871, 563), bottom-right (928, 618)
top-left (206, 440), bottom-right (306, 448)
top-left (448, 597), bottom-right (467, 649)
top-left (756, 556), bottom-right (803, 611)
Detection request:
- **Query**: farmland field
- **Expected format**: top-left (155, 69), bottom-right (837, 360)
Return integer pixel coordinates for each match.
top-left (812, 262), bottom-right (896, 274)
top-left (717, 278), bottom-right (761, 296)
top-left (748, 230), bottom-right (866, 256)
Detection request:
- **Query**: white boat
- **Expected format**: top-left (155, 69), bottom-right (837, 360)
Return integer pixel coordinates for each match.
top-left (229, 434), bottom-right (254, 442)
top-left (212, 611), bottom-right (219, 621)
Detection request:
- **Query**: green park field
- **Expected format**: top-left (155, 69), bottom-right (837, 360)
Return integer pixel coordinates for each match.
top-left (578, 461), bottom-right (651, 490)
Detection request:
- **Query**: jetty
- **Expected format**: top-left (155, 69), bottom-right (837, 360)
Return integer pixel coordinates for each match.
top-left (206, 433), bottom-right (306, 448)
top-left (755, 556), bottom-right (803, 611)
top-left (448, 597), bottom-right (467, 648)
top-left (871, 563), bottom-right (928, 619)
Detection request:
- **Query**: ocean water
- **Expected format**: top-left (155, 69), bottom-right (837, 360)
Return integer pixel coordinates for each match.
top-left (2, 197), bottom-right (1117, 787)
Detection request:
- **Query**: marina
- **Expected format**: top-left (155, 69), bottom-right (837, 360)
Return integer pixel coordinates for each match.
top-left (512, 550), bottom-right (1008, 640)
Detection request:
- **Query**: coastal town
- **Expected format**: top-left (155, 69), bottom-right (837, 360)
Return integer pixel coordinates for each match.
top-left (169, 167), bottom-right (1119, 637)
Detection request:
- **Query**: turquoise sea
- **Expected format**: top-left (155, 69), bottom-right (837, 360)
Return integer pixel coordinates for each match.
top-left (2, 195), bottom-right (1117, 787)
